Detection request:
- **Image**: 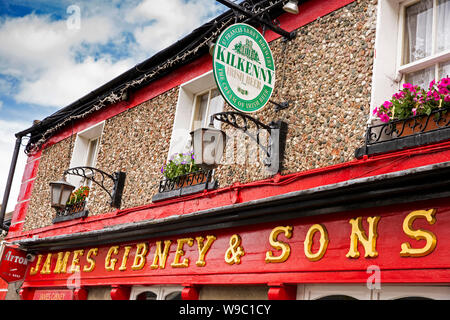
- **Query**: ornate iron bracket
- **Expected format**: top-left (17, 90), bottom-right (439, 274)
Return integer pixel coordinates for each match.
top-left (209, 111), bottom-right (282, 173)
top-left (63, 166), bottom-right (126, 208)
top-left (216, 0), bottom-right (297, 40)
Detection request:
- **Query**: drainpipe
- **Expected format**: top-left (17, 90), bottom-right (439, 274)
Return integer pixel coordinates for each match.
top-left (0, 135), bottom-right (23, 232)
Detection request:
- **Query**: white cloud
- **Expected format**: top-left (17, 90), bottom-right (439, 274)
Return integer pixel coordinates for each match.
top-left (0, 119), bottom-right (28, 213)
top-left (0, 1), bottom-right (225, 108)
top-left (0, 13), bottom-right (132, 107)
top-left (129, 0), bottom-right (222, 53)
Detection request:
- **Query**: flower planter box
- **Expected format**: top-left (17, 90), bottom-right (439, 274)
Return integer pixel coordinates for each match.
top-left (53, 201), bottom-right (89, 223)
top-left (394, 109), bottom-right (450, 137)
top-left (152, 170), bottom-right (217, 202)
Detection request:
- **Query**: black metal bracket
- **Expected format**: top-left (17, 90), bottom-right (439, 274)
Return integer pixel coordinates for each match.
top-left (210, 111), bottom-right (282, 173)
top-left (63, 166), bottom-right (126, 208)
top-left (216, 0), bottom-right (297, 40)
top-left (270, 100), bottom-right (289, 111)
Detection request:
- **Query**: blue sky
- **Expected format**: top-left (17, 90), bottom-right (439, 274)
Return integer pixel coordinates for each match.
top-left (0, 0), bottom-right (227, 212)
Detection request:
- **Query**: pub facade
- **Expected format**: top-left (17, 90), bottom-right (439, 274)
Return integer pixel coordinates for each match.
top-left (2, 0), bottom-right (450, 300)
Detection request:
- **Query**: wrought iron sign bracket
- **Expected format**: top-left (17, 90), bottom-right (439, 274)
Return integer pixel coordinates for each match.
top-left (216, 0), bottom-right (297, 41)
top-left (210, 111), bottom-right (282, 173)
top-left (63, 167), bottom-right (126, 208)
top-left (270, 100), bottom-right (290, 112)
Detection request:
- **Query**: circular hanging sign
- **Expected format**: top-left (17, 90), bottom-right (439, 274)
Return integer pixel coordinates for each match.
top-left (213, 23), bottom-right (275, 113)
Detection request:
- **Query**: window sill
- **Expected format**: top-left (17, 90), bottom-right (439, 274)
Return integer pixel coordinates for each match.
top-left (53, 210), bottom-right (89, 224)
top-left (152, 181), bottom-right (218, 202)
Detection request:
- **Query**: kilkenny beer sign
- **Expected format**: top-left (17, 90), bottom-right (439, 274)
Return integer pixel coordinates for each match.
top-left (213, 23), bottom-right (275, 113)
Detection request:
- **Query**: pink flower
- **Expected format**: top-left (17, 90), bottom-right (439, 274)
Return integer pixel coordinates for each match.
top-left (444, 95), bottom-right (450, 102)
top-left (440, 78), bottom-right (450, 87)
top-left (382, 101), bottom-right (393, 108)
top-left (412, 108), bottom-right (417, 116)
top-left (439, 87), bottom-right (449, 95)
top-left (429, 79), bottom-right (435, 89)
top-left (403, 83), bottom-right (413, 89)
top-left (380, 114), bottom-right (390, 123)
top-left (372, 107), bottom-right (378, 115)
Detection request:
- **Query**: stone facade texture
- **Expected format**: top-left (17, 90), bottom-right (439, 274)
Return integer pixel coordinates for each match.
top-left (23, 0), bottom-right (377, 231)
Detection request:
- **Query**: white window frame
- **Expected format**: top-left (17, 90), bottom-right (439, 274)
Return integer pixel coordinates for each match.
top-left (168, 70), bottom-right (224, 159)
top-left (397, 0), bottom-right (450, 78)
top-left (369, 0), bottom-right (450, 123)
top-left (68, 121), bottom-right (105, 188)
top-left (297, 284), bottom-right (450, 300)
top-left (129, 285), bottom-right (183, 300)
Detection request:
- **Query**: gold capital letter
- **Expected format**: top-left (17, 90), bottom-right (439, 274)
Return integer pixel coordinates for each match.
top-left (53, 252), bottom-right (71, 274)
top-left (119, 246), bottom-right (132, 271)
top-left (171, 238), bottom-right (194, 268)
top-left (69, 250), bottom-right (84, 273)
top-left (196, 235), bottom-right (216, 267)
top-left (131, 243), bottom-right (149, 270)
top-left (151, 240), bottom-right (172, 269)
top-left (265, 226), bottom-right (293, 263)
top-left (105, 246), bottom-right (119, 271)
top-left (40, 253), bottom-right (52, 275)
top-left (83, 248), bottom-right (98, 272)
top-left (304, 224), bottom-right (329, 262)
top-left (346, 216), bottom-right (380, 258)
top-left (400, 209), bottom-right (437, 257)
top-left (30, 255), bottom-right (43, 275)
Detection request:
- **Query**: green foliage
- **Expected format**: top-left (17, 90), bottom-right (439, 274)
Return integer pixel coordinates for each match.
top-left (161, 152), bottom-right (199, 179)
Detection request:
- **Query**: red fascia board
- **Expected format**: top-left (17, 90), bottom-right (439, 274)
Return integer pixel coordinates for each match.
top-left (20, 269), bottom-right (450, 288)
top-left (6, 140), bottom-right (450, 242)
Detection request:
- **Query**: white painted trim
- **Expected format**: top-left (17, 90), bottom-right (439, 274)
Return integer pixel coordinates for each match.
top-left (398, 50), bottom-right (450, 74)
top-left (10, 220), bottom-right (25, 225)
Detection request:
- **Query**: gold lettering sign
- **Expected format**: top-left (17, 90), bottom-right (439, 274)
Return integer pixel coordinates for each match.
top-left (54, 252), bottom-right (70, 274)
top-left (195, 235), bottom-right (216, 267)
top-left (151, 240), bottom-right (172, 269)
top-left (400, 209), bottom-right (437, 257)
top-left (26, 209), bottom-right (441, 277)
top-left (304, 224), bottom-right (329, 262)
top-left (131, 243), bottom-right (149, 270)
top-left (105, 246), bottom-right (119, 271)
top-left (346, 216), bottom-right (380, 259)
top-left (265, 226), bottom-right (293, 263)
top-left (83, 248), bottom-right (98, 272)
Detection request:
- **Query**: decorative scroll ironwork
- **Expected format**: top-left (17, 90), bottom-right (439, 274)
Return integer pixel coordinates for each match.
top-left (63, 166), bottom-right (126, 208)
top-left (210, 111), bottom-right (278, 161)
top-left (216, 0), bottom-right (296, 40)
top-left (55, 201), bottom-right (87, 218)
top-left (364, 107), bottom-right (450, 146)
top-left (159, 170), bottom-right (213, 193)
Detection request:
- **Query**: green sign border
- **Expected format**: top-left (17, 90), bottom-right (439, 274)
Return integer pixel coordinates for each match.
top-left (213, 23), bottom-right (275, 113)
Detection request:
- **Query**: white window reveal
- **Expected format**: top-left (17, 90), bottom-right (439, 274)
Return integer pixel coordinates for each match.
top-left (68, 121), bottom-right (105, 188)
top-left (168, 70), bottom-right (224, 158)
